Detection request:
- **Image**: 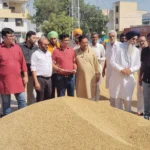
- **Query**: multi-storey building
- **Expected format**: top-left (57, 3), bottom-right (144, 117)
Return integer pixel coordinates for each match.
top-left (0, 0), bottom-right (29, 42)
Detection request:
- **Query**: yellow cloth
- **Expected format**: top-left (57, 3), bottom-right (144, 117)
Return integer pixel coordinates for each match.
top-left (73, 28), bottom-right (83, 37)
top-left (48, 42), bottom-right (60, 53)
top-left (75, 47), bottom-right (100, 99)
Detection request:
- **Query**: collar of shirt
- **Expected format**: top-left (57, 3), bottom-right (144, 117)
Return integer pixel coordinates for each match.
top-left (1, 41), bottom-right (14, 48)
top-left (90, 42), bottom-right (99, 48)
top-left (23, 42), bottom-right (37, 49)
top-left (48, 42), bottom-right (60, 53)
top-left (38, 49), bottom-right (50, 55)
top-left (59, 46), bottom-right (70, 51)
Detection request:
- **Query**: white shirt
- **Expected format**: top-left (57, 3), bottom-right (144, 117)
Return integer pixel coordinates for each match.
top-left (90, 43), bottom-right (106, 64)
top-left (31, 49), bottom-right (52, 77)
top-left (105, 41), bottom-right (120, 89)
top-left (109, 42), bottom-right (140, 101)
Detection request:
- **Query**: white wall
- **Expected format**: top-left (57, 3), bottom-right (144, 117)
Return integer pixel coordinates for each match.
top-left (0, 18), bottom-right (28, 32)
top-left (0, 0), bottom-right (2, 9)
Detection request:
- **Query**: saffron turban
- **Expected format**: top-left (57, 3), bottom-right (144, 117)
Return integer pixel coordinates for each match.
top-left (73, 28), bottom-right (83, 37)
top-left (126, 30), bottom-right (140, 41)
top-left (47, 31), bottom-right (58, 40)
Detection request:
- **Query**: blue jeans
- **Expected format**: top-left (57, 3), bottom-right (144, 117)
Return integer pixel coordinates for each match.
top-left (1, 92), bottom-right (26, 115)
top-left (56, 74), bottom-right (75, 97)
top-left (142, 82), bottom-right (150, 116)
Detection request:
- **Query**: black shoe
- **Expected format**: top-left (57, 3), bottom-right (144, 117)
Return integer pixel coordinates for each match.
top-left (144, 116), bottom-right (149, 120)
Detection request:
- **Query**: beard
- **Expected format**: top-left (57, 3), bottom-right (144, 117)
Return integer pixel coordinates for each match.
top-left (127, 44), bottom-right (135, 55)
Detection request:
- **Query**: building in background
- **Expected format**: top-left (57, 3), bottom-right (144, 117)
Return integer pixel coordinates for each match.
top-left (102, 9), bottom-right (114, 31)
top-left (0, 0), bottom-right (36, 42)
top-left (142, 13), bottom-right (150, 25)
top-left (114, 1), bottom-right (147, 32)
top-left (102, 1), bottom-right (147, 33)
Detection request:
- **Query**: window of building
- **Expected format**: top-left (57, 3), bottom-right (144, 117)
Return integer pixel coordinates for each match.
top-left (9, 7), bottom-right (15, 13)
top-left (15, 18), bottom-right (23, 26)
top-left (116, 18), bottom-right (119, 24)
top-left (3, 2), bottom-right (8, 8)
top-left (4, 18), bottom-right (9, 22)
top-left (116, 6), bottom-right (119, 13)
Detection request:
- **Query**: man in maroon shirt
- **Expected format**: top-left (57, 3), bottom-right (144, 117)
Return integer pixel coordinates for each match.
top-left (52, 34), bottom-right (77, 97)
top-left (0, 28), bottom-right (28, 116)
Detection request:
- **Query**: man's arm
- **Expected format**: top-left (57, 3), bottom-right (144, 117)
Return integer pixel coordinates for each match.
top-left (30, 53), bottom-right (40, 91)
top-left (18, 46), bottom-right (28, 84)
top-left (93, 54), bottom-right (101, 83)
top-left (99, 45), bottom-right (106, 62)
top-left (32, 71), bottom-right (40, 91)
top-left (102, 60), bottom-right (107, 77)
top-left (139, 49), bottom-right (145, 86)
top-left (130, 50), bottom-right (141, 73)
top-left (110, 44), bottom-right (124, 73)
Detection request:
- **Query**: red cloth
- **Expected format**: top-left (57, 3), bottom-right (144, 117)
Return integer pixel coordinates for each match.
top-left (52, 47), bottom-right (75, 71)
top-left (0, 43), bottom-right (27, 94)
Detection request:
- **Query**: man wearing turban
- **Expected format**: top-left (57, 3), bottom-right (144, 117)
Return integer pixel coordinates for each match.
top-left (70, 28), bottom-right (83, 50)
top-left (47, 31), bottom-right (60, 98)
top-left (109, 30), bottom-right (141, 112)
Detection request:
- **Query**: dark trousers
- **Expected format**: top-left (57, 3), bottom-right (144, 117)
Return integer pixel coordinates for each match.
top-left (143, 81), bottom-right (150, 116)
top-left (36, 76), bottom-right (52, 102)
top-left (51, 73), bottom-right (57, 98)
top-left (56, 74), bottom-right (75, 97)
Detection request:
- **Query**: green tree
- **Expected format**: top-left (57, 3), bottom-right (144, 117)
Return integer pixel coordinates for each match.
top-left (80, 2), bottom-right (108, 35)
top-left (30, 0), bottom-right (108, 35)
top-left (41, 12), bottom-right (72, 35)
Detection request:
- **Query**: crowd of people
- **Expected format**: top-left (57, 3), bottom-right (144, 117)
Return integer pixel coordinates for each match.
top-left (0, 27), bottom-right (150, 120)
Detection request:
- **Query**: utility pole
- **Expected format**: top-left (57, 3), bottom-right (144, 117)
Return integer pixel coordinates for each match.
top-left (70, 0), bottom-right (80, 29)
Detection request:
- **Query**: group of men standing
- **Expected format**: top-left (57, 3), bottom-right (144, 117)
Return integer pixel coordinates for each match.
top-left (103, 30), bottom-right (150, 120)
top-left (0, 27), bottom-right (150, 120)
top-left (0, 28), bottom-right (102, 116)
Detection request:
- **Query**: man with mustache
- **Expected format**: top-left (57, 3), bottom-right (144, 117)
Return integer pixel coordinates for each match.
top-left (109, 31), bottom-right (140, 112)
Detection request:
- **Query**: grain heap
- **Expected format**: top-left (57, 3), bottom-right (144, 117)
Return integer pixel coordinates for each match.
top-left (0, 97), bottom-right (150, 150)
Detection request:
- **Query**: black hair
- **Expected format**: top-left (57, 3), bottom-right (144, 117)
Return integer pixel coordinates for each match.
top-left (120, 33), bottom-right (126, 38)
top-left (26, 31), bottom-right (36, 41)
top-left (91, 32), bottom-right (99, 37)
top-left (78, 35), bottom-right (87, 42)
top-left (1, 28), bottom-right (14, 37)
top-left (147, 33), bottom-right (150, 38)
top-left (59, 34), bottom-right (69, 40)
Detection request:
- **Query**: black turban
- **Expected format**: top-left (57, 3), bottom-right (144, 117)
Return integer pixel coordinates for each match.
top-left (126, 30), bottom-right (140, 41)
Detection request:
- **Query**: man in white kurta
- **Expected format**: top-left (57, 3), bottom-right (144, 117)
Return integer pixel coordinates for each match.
top-left (90, 32), bottom-right (105, 100)
top-left (137, 36), bottom-right (148, 115)
top-left (102, 30), bottom-right (120, 107)
top-left (109, 31), bottom-right (141, 112)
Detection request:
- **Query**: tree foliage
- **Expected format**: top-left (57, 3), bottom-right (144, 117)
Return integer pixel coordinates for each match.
top-left (31, 0), bottom-right (108, 35)
top-left (41, 12), bottom-right (72, 35)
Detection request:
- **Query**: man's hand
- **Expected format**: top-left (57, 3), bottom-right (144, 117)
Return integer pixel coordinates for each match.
top-left (102, 69), bottom-right (105, 77)
top-left (58, 68), bottom-right (67, 74)
top-left (23, 76), bottom-right (28, 85)
top-left (72, 69), bottom-right (77, 74)
top-left (95, 73), bottom-right (100, 83)
top-left (125, 68), bottom-right (132, 75)
top-left (120, 69), bottom-right (127, 75)
top-left (139, 78), bottom-right (142, 86)
top-left (35, 82), bottom-right (40, 91)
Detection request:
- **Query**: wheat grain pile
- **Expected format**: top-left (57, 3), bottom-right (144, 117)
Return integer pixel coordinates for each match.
top-left (0, 96), bottom-right (150, 150)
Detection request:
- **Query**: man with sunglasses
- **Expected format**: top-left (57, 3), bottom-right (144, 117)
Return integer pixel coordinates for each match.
top-left (0, 28), bottom-right (27, 116)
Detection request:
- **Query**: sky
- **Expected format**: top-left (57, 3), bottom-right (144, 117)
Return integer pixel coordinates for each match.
top-left (85, 0), bottom-right (150, 12)
top-left (27, 0), bottom-right (150, 15)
